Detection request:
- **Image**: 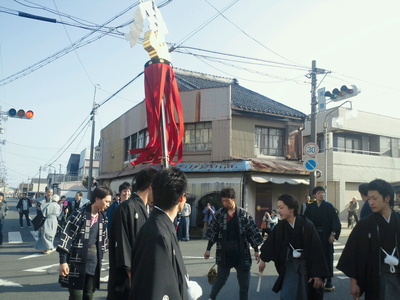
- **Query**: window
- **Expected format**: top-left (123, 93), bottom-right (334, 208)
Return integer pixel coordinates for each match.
top-left (184, 122), bottom-right (212, 151)
top-left (255, 127), bottom-right (284, 156)
top-left (336, 135), bottom-right (362, 154)
top-left (124, 130), bottom-right (149, 161)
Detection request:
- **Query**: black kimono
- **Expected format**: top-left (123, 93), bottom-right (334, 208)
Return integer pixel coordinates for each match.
top-left (129, 208), bottom-right (188, 300)
top-left (304, 200), bottom-right (341, 277)
top-left (107, 193), bottom-right (149, 299)
top-left (57, 204), bottom-right (108, 290)
top-left (260, 216), bottom-right (329, 299)
top-left (337, 212), bottom-right (400, 299)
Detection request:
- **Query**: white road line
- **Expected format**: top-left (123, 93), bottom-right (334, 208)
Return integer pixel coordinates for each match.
top-left (183, 256), bottom-right (209, 259)
top-left (8, 232), bottom-right (23, 243)
top-left (19, 253), bottom-right (42, 260)
top-left (24, 264), bottom-right (59, 273)
top-left (0, 279), bottom-right (23, 287)
top-left (30, 231), bottom-right (39, 241)
top-left (100, 275), bottom-right (109, 282)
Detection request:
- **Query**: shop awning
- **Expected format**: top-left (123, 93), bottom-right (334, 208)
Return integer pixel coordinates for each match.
top-left (251, 174), bottom-right (309, 185)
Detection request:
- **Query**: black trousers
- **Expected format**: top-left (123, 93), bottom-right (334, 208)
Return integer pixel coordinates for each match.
top-left (19, 210), bottom-right (31, 227)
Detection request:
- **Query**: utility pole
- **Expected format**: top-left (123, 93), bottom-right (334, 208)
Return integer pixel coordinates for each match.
top-left (309, 60), bottom-right (318, 195)
top-left (87, 86), bottom-right (98, 199)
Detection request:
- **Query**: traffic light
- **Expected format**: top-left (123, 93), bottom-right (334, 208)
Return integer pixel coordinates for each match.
top-left (324, 85), bottom-right (360, 102)
top-left (8, 108), bottom-right (34, 119)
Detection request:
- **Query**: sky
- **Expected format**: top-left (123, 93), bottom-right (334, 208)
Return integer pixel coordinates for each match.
top-left (0, 0), bottom-right (399, 187)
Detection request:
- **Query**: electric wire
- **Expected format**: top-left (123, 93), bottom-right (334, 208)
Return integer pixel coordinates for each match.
top-left (203, 0), bottom-right (307, 68)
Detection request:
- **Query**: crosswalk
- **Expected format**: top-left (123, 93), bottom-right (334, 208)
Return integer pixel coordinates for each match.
top-left (7, 230), bottom-right (38, 243)
top-left (333, 241), bottom-right (348, 279)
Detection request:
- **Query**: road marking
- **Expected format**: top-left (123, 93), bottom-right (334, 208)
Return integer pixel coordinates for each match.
top-left (8, 232), bottom-right (22, 243)
top-left (100, 275), bottom-right (109, 282)
top-left (0, 279), bottom-right (23, 287)
top-left (19, 253), bottom-right (42, 260)
top-left (183, 256), bottom-right (209, 259)
top-left (337, 275), bottom-right (349, 279)
top-left (30, 231), bottom-right (39, 241)
top-left (24, 264), bottom-right (59, 273)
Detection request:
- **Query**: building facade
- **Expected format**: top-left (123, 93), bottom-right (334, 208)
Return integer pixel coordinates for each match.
top-left (98, 68), bottom-right (310, 231)
top-left (304, 107), bottom-right (400, 219)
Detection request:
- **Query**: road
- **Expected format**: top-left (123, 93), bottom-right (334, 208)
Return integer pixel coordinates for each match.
top-left (0, 197), bottom-right (355, 299)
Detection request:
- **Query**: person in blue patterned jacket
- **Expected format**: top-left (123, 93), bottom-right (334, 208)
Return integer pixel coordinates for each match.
top-left (204, 187), bottom-right (263, 300)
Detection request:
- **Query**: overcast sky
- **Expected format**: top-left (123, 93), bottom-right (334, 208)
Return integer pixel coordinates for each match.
top-left (0, 0), bottom-right (399, 187)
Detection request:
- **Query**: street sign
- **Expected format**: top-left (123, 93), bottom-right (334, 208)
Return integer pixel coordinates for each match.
top-left (304, 158), bottom-right (318, 171)
top-left (304, 142), bottom-right (319, 157)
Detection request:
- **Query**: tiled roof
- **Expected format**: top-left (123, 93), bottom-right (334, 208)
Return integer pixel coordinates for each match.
top-left (174, 68), bottom-right (306, 119)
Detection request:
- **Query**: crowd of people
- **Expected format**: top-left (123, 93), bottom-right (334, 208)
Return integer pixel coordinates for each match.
top-left (1, 173), bottom-right (400, 299)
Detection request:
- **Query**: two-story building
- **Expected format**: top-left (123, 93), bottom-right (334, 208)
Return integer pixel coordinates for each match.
top-left (98, 68), bottom-right (310, 231)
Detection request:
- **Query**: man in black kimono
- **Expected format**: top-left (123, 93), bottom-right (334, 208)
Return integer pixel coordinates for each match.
top-left (337, 179), bottom-right (400, 300)
top-left (57, 186), bottom-right (113, 299)
top-left (304, 186), bottom-right (341, 291)
top-left (107, 167), bottom-right (157, 299)
top-left (259, 194), bottom-right (329, 300)
top-left (129, 167), bottom-right (196, 300)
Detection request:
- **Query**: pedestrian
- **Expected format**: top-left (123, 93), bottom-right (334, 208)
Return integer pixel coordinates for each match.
top-left (106, 181), bottom-right (131, 232)
top-left (57, 195), bottom-right (68, 234)
top-left (202, 202), bottom-right (216, 237)
top-left (35, 194), bottom-right (62, 254)
top-left (178, 202), bottom-right (191, 241)
top-left (266, 209), bottom-right (278, 235)
top-left (346, 197), bottom-right (359, 228)
top-left (57, 186), bottom-right (113, 300)
top-left (66, 191), bottom-right (83, 218)
top-left (204, 187), bottom-right (263, 300)
top-left (259, 194), bottom-right (329, 300)
top-left (299, 195), bottom-right (309, 215)
top-left (359, 182), bottom-right (373, 219)
top-left (36, 189), bottom-right (53, 212)
top-left (337, 179), bottom-right (400, 300)
top-left (129, 167), bottom-right (201, 300)
top-left (304, 186), bottom-right (341, 292)
top-left (394, 190), bottom-right (400, 213)
top-left (107, 168), bottom-right (157, 300)
top-left (0, 192), bottom-right (8, 247)
top-left (16, 193), bottom-right (32, 228)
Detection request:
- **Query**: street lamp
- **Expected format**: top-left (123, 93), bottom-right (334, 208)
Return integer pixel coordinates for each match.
top-left (323, 101), bottom-right (353, 200)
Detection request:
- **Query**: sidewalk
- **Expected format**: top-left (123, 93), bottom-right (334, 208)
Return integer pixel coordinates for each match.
top-left (340, 221), bottom-right (353, 236)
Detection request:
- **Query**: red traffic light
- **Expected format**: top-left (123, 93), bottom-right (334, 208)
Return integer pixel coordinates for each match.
top-left (25, 110), bottom-right (34, 119)
top-left (8, 108), bottom-right (34, 119)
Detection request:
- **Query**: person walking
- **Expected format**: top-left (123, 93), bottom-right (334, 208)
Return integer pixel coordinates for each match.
top-left (304, 186), bottom-right (341, 292)
top-left (16, 193), bottom-right (32, 228)
top-left (107, 168), bottom-right (157, 300)
top-left (35, 194), bottom-right (62, 254)
top-left (204, 187), bottom-right (263, 300)
top-left (359, 183), bottom-right (373, 219)
top-left (128, 167), bottom-right (200, 300)
top-left (66, 191), bottom-right (83, 218)
top-left (57, 186), bottom-right (112, 300)
top-left (36, 189), bottom-right (53, 212)
top-left (178, 202), bottom-right (191, 241)
top-left (259, 194), bottom-right (329, 300)
top-left (106, 181), bottom-right (131, 232)
top-left (337, 179), bottom-right (400, 299)
top-left (202, 202), bottom-right (216, 237)
top-left (0, 192), bottom-right (8, 247)
top-left (346, 197), bottom-right (359, 228)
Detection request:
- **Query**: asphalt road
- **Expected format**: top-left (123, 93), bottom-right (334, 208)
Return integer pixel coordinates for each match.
top-left (0, 197), bottom-right (355, 299)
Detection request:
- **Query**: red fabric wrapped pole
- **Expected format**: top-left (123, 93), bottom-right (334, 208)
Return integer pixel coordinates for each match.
top-left (129, 60), bottom-right (184, 166)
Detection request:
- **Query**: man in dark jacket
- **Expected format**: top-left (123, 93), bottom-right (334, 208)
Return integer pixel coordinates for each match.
top-left (57, 186), bottom-right (112, 299)
top-left (304, 186), bottom-right (341, 291)
top-left (337, 179), bottom-right (400, 300)
top-left (204, 187), bottom-right (263, 300)
top-left (107, 167), bottom-right (157, 299)
top-left (129, 167), bottom-right (194, 300)
top-left (16, 193), bottom-right (32, 228)
top-left (259, 194), bottom-right (329, 300)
